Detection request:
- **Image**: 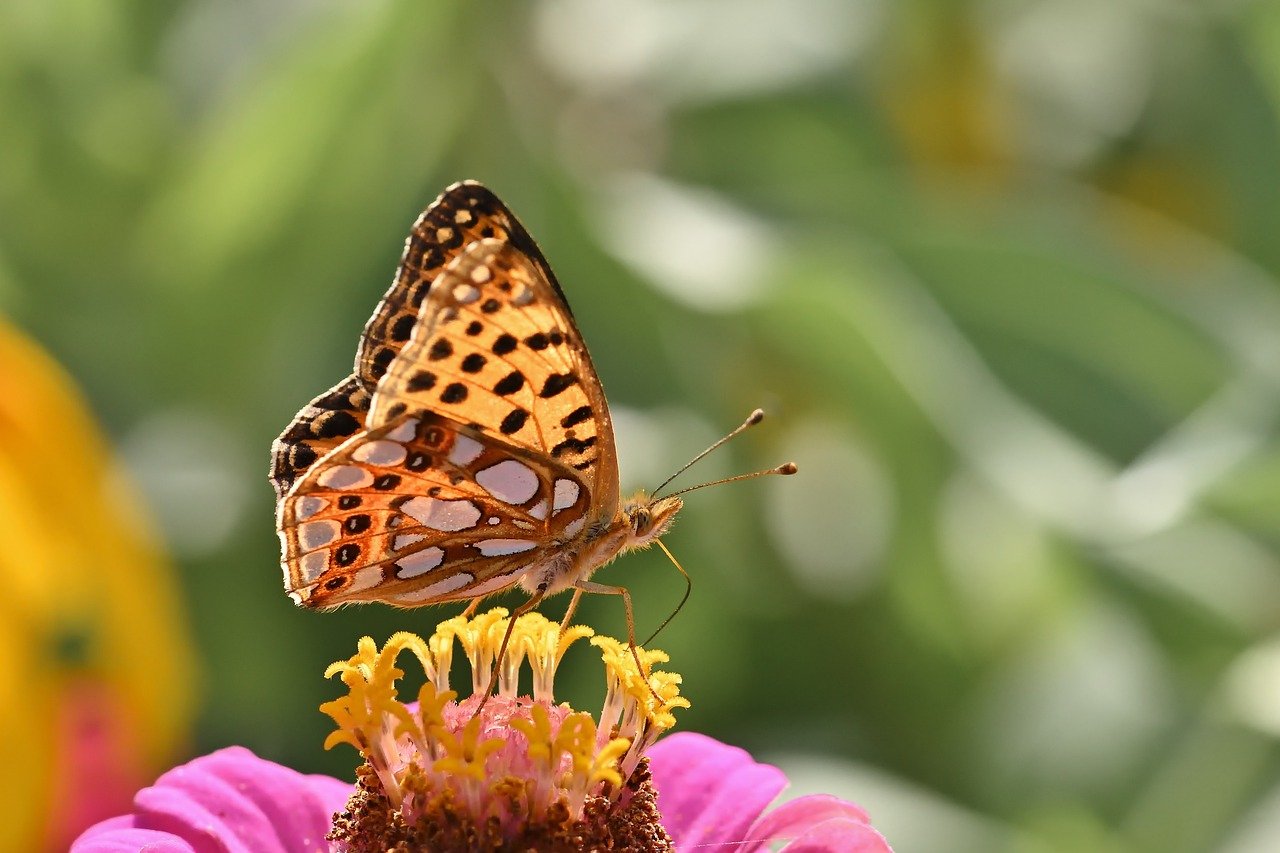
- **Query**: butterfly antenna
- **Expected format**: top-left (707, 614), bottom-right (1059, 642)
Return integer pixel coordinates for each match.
top-left (652, 408), bottom-right (770, 499)
top-left (643, 540), bottom-right (692, 646)
top-left (660, 462), bottom-right (797, 500)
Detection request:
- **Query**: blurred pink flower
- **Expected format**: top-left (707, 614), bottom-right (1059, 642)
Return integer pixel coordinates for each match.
top-left (0, 319), bottom-right (197, 851)
top-left (73, 735), bottom-right (889, 851)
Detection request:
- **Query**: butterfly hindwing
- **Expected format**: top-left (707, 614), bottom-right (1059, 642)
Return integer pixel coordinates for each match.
top-left (278, 411), bottom-right (592, 609)
top-left (269, 377), bottom-right (371, 501)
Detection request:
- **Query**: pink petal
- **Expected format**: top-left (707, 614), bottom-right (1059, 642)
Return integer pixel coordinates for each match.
top-left (648, 732), bottom-right (787, 848)
top-left (780, 817), bottom-right (894, 852)
top-left (71, 747), bottom-right (347, 853)
top-left (73, 817), bottom-right (195, 852)
top-left (740, 794), bottom-right (873, 851)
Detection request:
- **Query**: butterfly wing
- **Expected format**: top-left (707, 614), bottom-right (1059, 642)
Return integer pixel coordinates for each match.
top-left (368, 236), bottom-right (620, 520)
top-left (278, 411), bottom-right (593, 609)
top-left (277, 182), bottom-right (623, 610)
top-left (270, 181), bottom-right (558, 500)
top-left (357, 181), bottom-right (562, 385)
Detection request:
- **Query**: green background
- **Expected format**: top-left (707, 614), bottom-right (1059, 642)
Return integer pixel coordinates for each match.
top-left (6, 1), bottom-right (1280, 850)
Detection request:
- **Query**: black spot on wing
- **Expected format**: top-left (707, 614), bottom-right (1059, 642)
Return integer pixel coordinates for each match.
top-left (390, 314), bottom-right (415, 342)
top-left (315, 410), bottom-right (360, 439)
top-left (407, 370), bottom-right (437, 392)
top-left (289, 443), bottom-right (317, 469)
top-left (494, 371), bottom-right (524, 396)
top-left (539, 373), bottom-right (576, 398)
top-left (552, 435), bottom-right (597, 457)
top-left (500, 408), bottom-right (529, 435)
top-left (344, 515), bottom-right (372, 534)
top-left (561, 405), bottom-right (592, 428)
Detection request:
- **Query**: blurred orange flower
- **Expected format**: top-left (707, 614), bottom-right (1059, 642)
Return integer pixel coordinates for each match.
top-left (0, 319), bottom-right (197, 852)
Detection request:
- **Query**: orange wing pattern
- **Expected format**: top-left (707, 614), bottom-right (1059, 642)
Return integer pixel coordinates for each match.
top-left (270, 182), bottom-right (560, 500)
top-left (277, 411), bottom-right (592, 609)
top-left (274, 182), bottom-right (621, 610)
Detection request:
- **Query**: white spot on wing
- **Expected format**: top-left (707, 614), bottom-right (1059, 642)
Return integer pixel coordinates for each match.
top-left (563, 516), bottom-right (587, 538)
top-left (475, 460), bottom-right (539, 505)
top-left (395, 546), bottom-right (446, 579)
top-left (299, 550), bottom-right (327, 583)
top-left (475, 538), bottom-right (538, 556)
top-left (470, 264), bottom-right (492, 284)
top-left (318, 465), bottom-right (373, 490)
top-left (393, 533), bottom-right (428, 551)
top-left (528, 499), bottom-right (549, 520)
top-left (386, 418), bottom-right (419, 443)
top-left (465, 570), bottom-right (525, 597)
top-left (400, 496), bottom-right (482, 531)
top-left (553, 479), bottom-right (580, 513)
top-left (394, 572), bottom-right (474, 603)
top-left (347, 565), bottom-right (385, 593)
top-left (353, 440), bottom-right (407, 466)
top-left (296, 495), bottom-right (326, 521)
top-left (455, 209), bottom-right (473, 225)
top-left (298, 520), bottom-right (338, 550)
top-left (487, 516), bottom-right (500, 525)
top-left (453, 283), bottom-right (481, 304)
top-left (512, 285), bottom-right (534, 306)
top-left (448, 434), bottom-right (484, 466)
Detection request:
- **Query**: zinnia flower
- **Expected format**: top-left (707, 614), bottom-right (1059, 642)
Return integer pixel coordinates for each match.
top-left (0, 319), bottom-right (197, 851)
top-left (74, 609), bottom-right (890, 851)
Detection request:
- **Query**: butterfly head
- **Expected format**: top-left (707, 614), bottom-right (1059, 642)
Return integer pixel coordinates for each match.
top-left (621, 493), bottom-right (683, 550)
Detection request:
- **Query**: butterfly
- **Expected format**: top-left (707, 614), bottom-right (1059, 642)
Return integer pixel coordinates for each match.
top-left (272, 181), bottom-right (793, 652)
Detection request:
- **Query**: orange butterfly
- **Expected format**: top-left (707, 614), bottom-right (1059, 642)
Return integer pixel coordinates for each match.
top-left (271, 182), bottom-right (792, 658)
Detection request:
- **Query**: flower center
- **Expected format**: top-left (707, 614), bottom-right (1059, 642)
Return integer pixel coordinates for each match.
top-left (320, 608), bottom-right (688, 850)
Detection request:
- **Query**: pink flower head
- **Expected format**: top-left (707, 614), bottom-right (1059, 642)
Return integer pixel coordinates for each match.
top-left (649, 733), bottom-right (890, 852)
top-left (74, 609), bottom-right (891, 851)
top-left (71, 747), bottom-right (349, 852)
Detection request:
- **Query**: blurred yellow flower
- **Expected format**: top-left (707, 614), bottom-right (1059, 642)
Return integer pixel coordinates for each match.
top-left (0, 319), bottom-right (196, 852)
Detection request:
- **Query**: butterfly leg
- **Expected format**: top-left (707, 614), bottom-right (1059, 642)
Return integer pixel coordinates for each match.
top-left (571, 580), bottom-right (662, 705)
top-left (459, 598), bottom-right (482, 619)
top-left (559, 588), bottom-right (585, 633)
top-left (473, 584), bottom-right (548, 717)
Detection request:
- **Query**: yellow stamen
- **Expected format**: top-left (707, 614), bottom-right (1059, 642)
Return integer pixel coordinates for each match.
top-left (320, 608), bottom-right (688, 838)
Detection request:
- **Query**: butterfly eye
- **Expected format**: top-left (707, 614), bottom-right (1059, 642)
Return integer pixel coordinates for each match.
top-left (631, 507), bottom-right (651, 535)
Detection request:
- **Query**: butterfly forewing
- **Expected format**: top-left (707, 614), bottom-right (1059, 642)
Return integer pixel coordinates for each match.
top-left (278, 411), bottom-right (593, 609)
top-left (272, 182), bottom-right (552, 501)
top-left (357, 182), bottom-right (560, 386)
top-left (368, 237), bottom-right (619, 515)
